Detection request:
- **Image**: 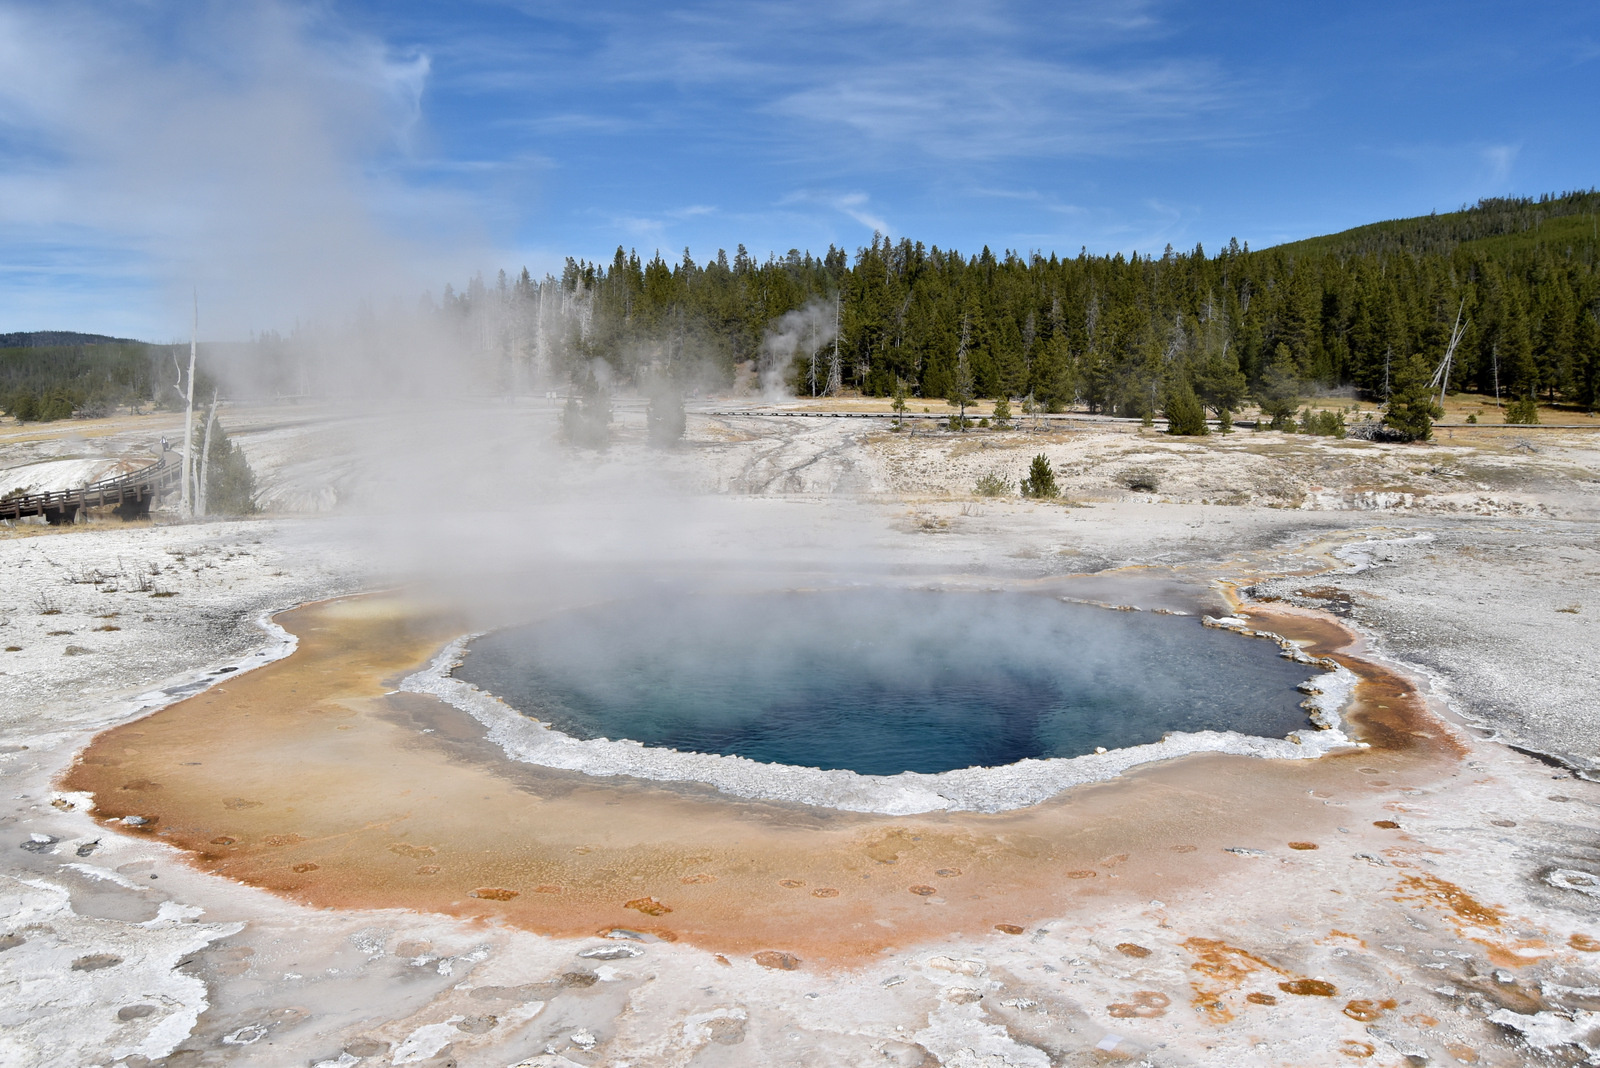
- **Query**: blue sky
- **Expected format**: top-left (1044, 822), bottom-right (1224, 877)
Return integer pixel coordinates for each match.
top-left (1, 0), bottom-right (1597, 339)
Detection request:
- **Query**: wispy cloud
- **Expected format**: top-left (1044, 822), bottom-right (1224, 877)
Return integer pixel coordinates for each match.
top-left (970, 188), bottom-right (1086, 215)
top-left (781, 191), bottom-right (892, 237)
top-left (0, 0), bottom-right (480, 336)
top-left (413, 0), bottom-right (1245, 166)
top-left (1481, 143), bottom-right (1520, 189)
top-left (541, 0), bottom-right (1242, 165)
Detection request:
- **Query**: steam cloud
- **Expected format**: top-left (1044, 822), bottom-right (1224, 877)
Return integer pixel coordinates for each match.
top-left (0, 0), bottom-right (482, 339)
top-left (2, 1), bottom-right (889, 629)
top-left (760, 299), bottom-right (838, 399)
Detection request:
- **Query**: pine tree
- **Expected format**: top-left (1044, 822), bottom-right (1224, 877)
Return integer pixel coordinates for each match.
top-left (1256, 345), bottom-right (1301, 430)
top-left (991, 393), bottom-right (1011, 429)
top-left (1504, 396), bottom-right (1539, 424)
top-left (198, 421), bottom-right (258, 514)
top-left (562, 361), bottom-right (612, 449)
top-left (1021, 454), bottom-right (1060, 498)
top-left (1384, 354), bottom-right (1442, 442)
top-left (1163, 377), bottom-right (1209, 435)
top-left (646, 386), bottom-right (685, 447)
top-left (1575, 310), bottom-right (1600, 411)
top-left (1193, 341), bottom-right (1247, 418)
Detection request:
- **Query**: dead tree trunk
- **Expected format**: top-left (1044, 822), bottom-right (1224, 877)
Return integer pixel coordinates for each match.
top-left (180, 293), bottom-right (197, 517)
top-left (197, 388), bottom-right (219, 517)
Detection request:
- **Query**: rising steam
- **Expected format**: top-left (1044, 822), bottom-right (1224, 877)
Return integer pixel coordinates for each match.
top-left (760, 299), bottom-right (838, 399)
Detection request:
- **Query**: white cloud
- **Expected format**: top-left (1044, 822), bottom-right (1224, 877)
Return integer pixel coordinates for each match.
top-left (540, 0), bottom-right (1238, 165)
top-left (778, 191), bottom-right (891, 237)
top-left (828, 194), bottom-right (891, 237)
top-left (0, 0), bottom-right (482, 337)
top-left (1481, 143), bottom-right (1520, 189)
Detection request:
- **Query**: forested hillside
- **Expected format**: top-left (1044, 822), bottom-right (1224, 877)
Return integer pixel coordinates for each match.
top-left (0, 341), bottom-right (178, 421)
top-left (434, 189), bottom-right (1599, 416)
top-left (6, 191), bottom-right (1599, 423)
top-left (0, 331), bottom-right (135, 349)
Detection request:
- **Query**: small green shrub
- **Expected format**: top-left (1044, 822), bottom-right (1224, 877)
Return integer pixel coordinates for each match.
top-left (974, 471), bottom-right (1011, 497)
top-left (1383, 354), bottom-right (1442, 441)
top-left (991, 395), bottom-right (1012, 429)
top-left (1020, 454), bottom-right (1059, 498)
top-left (562, 364), bottom-right (613, 449)
top-left (646, 388), bottom-right (686, 447)
top-left (197, 421), bottom-right (258, 514)
top-left (1504, 397), bottom-right (1539, 424)
top-left (1163, 380), bottom-right (1209, 436)
top-left (1298, 408), bottom-right (1347, 437)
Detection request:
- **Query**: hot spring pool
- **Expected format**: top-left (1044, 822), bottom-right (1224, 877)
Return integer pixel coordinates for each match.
top-left (452, 590), bottom-right (1324, 777)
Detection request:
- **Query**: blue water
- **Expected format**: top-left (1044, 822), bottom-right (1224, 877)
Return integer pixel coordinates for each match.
top-left (454, 590), bottom-right (1320, 777)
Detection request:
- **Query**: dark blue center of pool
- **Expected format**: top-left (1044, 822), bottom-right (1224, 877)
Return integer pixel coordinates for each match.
top-left (454, 590), bottom-right (1320, 776)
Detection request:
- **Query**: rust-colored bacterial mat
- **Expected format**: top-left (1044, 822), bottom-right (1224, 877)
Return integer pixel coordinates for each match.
top-left (63, 592), bottom-right (1453, 967)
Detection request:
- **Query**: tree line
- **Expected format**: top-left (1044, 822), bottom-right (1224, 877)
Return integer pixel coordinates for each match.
top-left (428, 190), bottom-right (1600, 420)
top-left (6, 191), bottom-right (1598, 428)
top-left (0, 342), bottom-right (189, 421)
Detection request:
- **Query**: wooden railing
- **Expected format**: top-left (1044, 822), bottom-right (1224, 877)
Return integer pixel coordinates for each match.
top-left (0, 454), bottom-right (181, 524)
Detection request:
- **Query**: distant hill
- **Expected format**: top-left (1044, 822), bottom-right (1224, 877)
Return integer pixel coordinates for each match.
top-left (4, 187), bottom-right (1598, 422)
top-left (0, 330), bottom-right (140, 348)
top-left (1, 339), bottom-right (168, 422)
top-left (1272, 190), bottom-right (1600, 260)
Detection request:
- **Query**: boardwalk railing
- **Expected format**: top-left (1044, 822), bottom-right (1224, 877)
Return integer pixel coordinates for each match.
top-left (0, 454), bottom-right (181, 525)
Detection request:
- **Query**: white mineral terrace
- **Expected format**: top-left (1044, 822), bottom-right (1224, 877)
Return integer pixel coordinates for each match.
top-left (3, 402), bottom-right (1598, 1067)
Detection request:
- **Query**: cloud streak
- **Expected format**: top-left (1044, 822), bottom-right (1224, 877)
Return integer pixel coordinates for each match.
top-left (0, 0), bottom-right (483, 337)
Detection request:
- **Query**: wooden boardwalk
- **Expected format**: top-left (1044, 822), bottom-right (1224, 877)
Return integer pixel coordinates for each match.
top-left (0, 454), bottom-right (182, 525)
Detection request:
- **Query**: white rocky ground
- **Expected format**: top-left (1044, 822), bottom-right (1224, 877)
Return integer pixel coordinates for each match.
top-left (0, 402), bottom-right (1597, 1067)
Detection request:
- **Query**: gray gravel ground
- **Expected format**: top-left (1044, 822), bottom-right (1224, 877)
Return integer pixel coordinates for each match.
top-left (1, 404), bottom-right (1597, 1067)
top-left (1247, 520), bottom-right (1600, 777)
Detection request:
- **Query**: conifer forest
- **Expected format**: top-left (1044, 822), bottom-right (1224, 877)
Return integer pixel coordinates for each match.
top-left (449, 191), bottom-right (1600, 417)
top-left (5, 191), bottom-right (1600, 421)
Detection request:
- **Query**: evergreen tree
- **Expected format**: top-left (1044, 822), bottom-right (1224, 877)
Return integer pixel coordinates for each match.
top-left (562, 361), bottom-right (612, 449)
top-left (198, 420), bottom-right (257, 514)
top-left (646, 386), bottom-right (686, 447)
top-left (991, 393), bottom-right (1011, 429)
top-left (1163, 377), bottom-right (1209, 435)
top-left (1021, 454), bottom-right (1060, 498)
top-left (1504, 396), bottom-right (1539, 424)
top-left (1384, 354), bottom-right (1442, 442)
top-left (1576, 310), bottom-right (1600, 410)
top-left (1193, 342), bottom-right (1247, 418)
top-left (1256, 345), bottom-right (1301, 430)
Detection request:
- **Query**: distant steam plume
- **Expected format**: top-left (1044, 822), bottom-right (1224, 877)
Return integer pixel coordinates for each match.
top-left (760, 299), bottom-right (838, 399)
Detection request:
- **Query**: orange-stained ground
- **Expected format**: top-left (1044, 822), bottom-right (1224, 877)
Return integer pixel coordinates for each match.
top-left (62, 592), bottom-right (1456, 968)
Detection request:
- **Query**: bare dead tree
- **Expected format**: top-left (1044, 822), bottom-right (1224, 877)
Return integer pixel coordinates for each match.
top-left (1429, 301), bottom-right (1470, 412)
top-left (197, 387), bottom-right (219, 517)
top-left (180, 292), bottom-right (197, 516)
top-left (825, 294), bottom-right (843, 396)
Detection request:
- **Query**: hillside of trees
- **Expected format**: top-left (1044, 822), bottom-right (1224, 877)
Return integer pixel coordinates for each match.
top-left (0, 340), bottom-right (183, 421)
top-left (0, 331), bottom-right (136, 349)
top-left (5, 190), bottom-right (1598, 423)
top-left (430, 189), bottom-right (1600, 417)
